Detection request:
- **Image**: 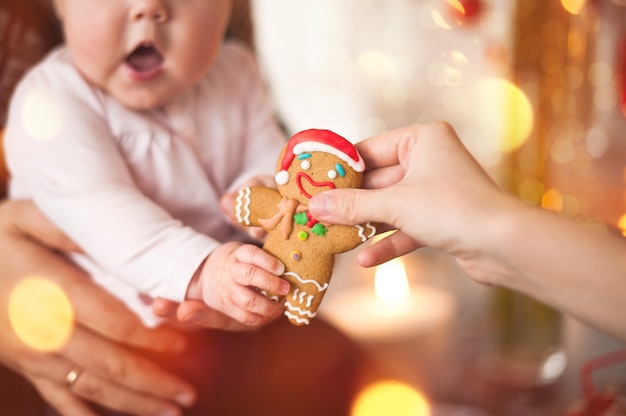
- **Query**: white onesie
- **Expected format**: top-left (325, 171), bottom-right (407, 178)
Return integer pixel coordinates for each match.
top-left (5, 41), bottom-right (286, 326)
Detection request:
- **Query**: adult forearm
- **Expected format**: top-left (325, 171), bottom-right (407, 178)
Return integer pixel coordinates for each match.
top-left (484, 201), bottom-right (626, 343)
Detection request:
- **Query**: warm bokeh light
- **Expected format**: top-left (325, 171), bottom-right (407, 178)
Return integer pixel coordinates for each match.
top-left (561, 0), bottom-right (587, 15)
top-left (541, 188), bottom-right (564, 212)
top-left (585, 126), bottom-right (609, 158)
top-left (567, 29), bottom-right (586, 58)
top-left (559, 65), bottom-right (584, 90)
top-left (539, 350), bottom-right (568, 383)
top-left (588, 62), bottom-right (614, 87)
top-left (551, 138), bottom-right (576, 164)
top-left (20, 88), bottom-right (66, 142)
top-left (541, 48), bottom-right (565, 75)
top-left (374, 258), bottom-right (410, 306)
top-left (8, 277), bottom-right (74, 351)
top-left (352, 380), bottom-right (430, 416)
top-left (594, 86), bottom-right (618, 111)
top-left (473, 78), bottom-right (534, 153)
top-left (618, 214), bottom-right (626, 237)
top-left (431, 9), bottom-right (453, 30)
top-left (357, 51), bottom-right (397, 82)
top-left (518, 178), bottom-right (546, 204)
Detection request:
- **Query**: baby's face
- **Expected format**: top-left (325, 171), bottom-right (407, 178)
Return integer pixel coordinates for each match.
top-left (54, 0), bottom-right (232, 110)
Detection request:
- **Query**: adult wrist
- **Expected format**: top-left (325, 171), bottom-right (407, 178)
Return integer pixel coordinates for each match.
top-left (460, 191), bottom-right (531, 288)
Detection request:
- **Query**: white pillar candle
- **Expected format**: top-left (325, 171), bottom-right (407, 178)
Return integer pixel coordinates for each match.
top-left (321, 257), bottom-right (456, 392)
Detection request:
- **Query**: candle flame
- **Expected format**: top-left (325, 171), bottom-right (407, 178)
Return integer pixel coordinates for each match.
top-left (374, 258), bottom-right (411, 306)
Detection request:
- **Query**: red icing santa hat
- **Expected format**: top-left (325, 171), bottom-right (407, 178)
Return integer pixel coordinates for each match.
top-left (275, 129), bottom-right (365, 185)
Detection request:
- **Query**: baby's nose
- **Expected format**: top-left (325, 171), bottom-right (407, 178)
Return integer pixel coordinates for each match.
top-left (129, 0), bottom-right (169, 23)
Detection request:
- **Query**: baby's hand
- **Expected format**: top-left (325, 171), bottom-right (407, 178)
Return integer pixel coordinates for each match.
top-left (220, 175), bottom-right (275, 241)
top-left (187, 242), bottom-right (289, 327)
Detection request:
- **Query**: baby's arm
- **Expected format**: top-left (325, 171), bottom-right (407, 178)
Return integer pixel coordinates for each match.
top-left (185, 242), bottom-right (289, 326)
top-left (4, 79), bottom-right (217, 305)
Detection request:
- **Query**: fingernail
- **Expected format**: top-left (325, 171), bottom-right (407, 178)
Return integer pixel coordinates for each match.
top-left (275, 261), bottom-right (285, 276)
top-left (175, 391), bottom-right (196, 406)
top-left (279, 280), bottom-right (290, 295)
top-left (310, 193), bottom-right (330, 217)
top-left (186, 311), bottom-right (206, 324)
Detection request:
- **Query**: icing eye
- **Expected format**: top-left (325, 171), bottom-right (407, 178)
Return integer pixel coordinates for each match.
top-left (335, 163), bottom-right (346, 178)
top-left (328, 170), bottom-right (337, 179)
top-left (301, 160), bottom-right (311, 170)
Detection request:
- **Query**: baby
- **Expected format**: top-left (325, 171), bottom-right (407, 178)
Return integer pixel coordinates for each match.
top-left (4, 0), bottom-right (289, 327)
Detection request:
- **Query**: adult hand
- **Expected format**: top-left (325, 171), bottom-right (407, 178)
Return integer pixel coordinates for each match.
top-left (152, 298), bottom-right (259, 331)
top-left (0, 200), bottom-right (197, 416)
top-left (309, 123), bottom-right (626, 343)
top-left (309, 122), bottom-right (503, 269)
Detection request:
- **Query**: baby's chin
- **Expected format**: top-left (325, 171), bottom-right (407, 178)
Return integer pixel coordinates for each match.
top-left (108, 82), bottom-right (180, 111)
top-left (114, 92), bottom-right (170, 111)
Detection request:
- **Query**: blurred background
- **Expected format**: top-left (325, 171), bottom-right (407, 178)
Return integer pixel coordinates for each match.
top-left (1, 0), bottom-right (625, 414)
top-left (251, 0), bottom-right (626, 414)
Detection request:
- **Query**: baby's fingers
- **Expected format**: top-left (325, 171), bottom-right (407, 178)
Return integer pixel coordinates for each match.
top-left (231, 288), bottom-right (284, 325)
top-left (233, 259), bottom-right (290, 296)
top-left (246, 227), bottom-right (268, 242)
top-left (235, 244), bottom-right (285, 276)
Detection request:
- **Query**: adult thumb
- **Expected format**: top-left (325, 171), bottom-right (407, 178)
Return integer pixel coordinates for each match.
top-left (309, 188), bottom-right (384, 226)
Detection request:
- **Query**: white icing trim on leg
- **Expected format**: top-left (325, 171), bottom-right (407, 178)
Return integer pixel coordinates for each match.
top-left (283, 272), bottom-right (328, 292)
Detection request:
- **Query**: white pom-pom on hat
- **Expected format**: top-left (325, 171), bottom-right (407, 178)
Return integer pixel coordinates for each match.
top-left (275, 170), bottom-right (290, 185)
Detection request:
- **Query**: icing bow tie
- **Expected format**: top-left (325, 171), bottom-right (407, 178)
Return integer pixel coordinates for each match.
top-left (259, 197), bottom-right (324, 239)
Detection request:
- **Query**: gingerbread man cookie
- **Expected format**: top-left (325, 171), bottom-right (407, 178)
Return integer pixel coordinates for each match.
top-left (234, 129), bottom-right (376, 326)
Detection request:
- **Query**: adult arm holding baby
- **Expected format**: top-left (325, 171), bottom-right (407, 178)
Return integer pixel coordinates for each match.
top-left (0, 199), bottom-right (199, 415)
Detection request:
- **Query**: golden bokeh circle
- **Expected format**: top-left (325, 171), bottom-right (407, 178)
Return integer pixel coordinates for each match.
top-left (8, 277), bottom-right (74, 351)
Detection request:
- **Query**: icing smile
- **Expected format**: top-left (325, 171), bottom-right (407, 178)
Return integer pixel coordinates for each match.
top-left (124, 42), bottom-right (164, 82)
top-left (296, 172), bottom-right (335, 199)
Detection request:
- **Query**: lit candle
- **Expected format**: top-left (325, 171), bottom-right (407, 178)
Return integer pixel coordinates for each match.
top-left (320, 256), bottom-right (456, 391)
top-left (321, 258), bottom-right (455, 341)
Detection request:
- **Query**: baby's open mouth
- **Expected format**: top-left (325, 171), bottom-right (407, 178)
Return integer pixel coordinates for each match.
top-left (125, 43), bottom-right (163, 80)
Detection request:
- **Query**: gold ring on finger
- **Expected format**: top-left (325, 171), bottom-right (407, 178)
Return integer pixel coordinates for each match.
top-left (64, 367), bottom-right (82, 388)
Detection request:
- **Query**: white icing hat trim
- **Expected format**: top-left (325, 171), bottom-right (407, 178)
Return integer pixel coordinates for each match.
top-left (293, 142), bottom-right (365, 172)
